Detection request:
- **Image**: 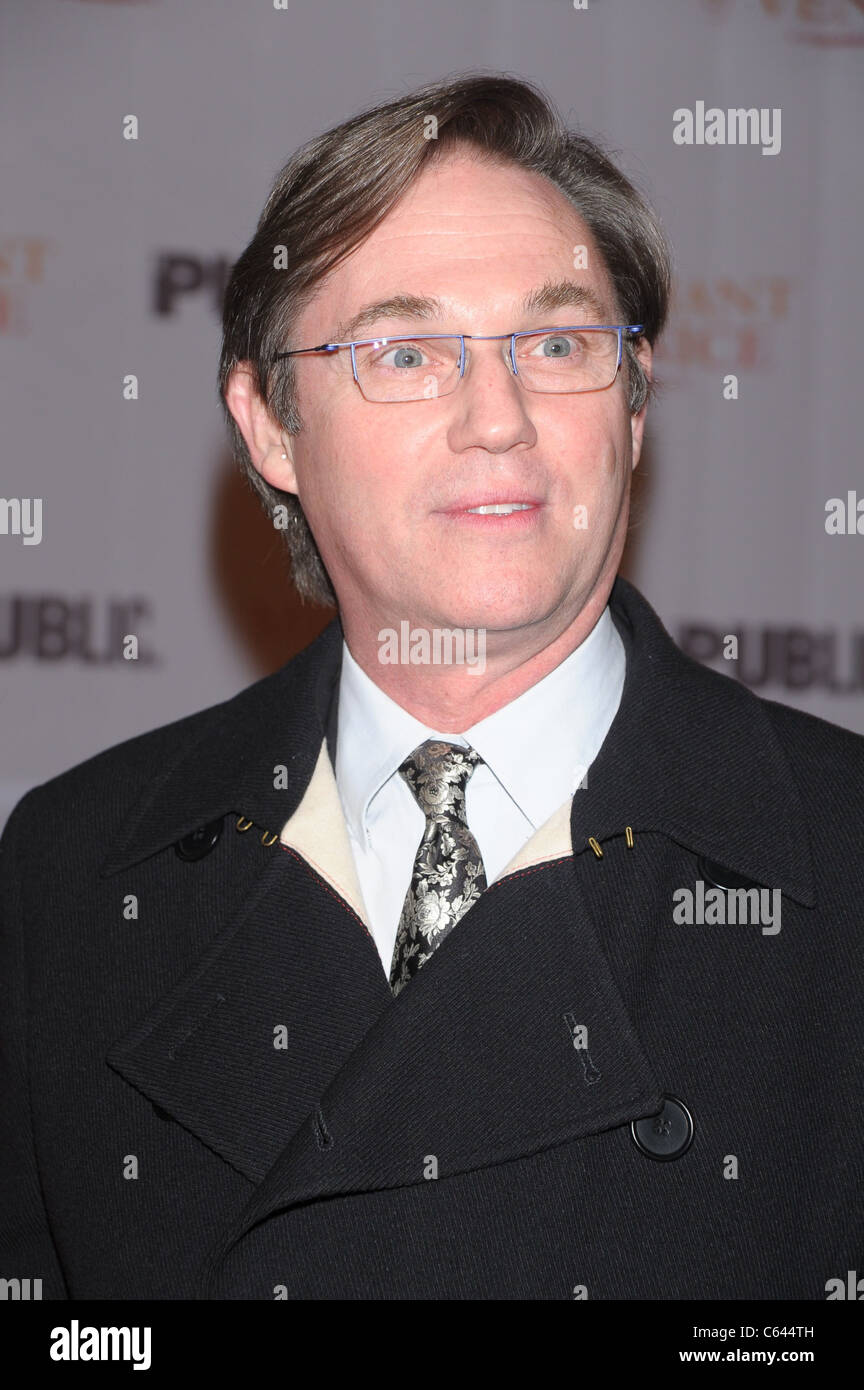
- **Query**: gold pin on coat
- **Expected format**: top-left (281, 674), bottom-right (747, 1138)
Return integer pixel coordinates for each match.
top-left (236, 814), bottom-right (278, 847)
top-left (588, 828), bottom-right (635, 858)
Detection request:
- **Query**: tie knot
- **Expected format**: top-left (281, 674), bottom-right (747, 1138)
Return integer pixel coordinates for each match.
top-left (398, 739), bottom-right (483, 821)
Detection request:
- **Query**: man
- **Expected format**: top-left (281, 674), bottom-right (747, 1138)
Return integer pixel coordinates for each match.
top-left (1, 74), bottom-right (862, 1301)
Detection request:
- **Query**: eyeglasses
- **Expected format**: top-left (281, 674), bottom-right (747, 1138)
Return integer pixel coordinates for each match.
top-left (272, 325), bottom-right (644, 403)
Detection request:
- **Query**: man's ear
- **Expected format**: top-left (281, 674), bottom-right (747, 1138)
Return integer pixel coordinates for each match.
top-left (224, 362), bottom-right (299, 494)
top-left (629, 338), bottom-right (653, 471)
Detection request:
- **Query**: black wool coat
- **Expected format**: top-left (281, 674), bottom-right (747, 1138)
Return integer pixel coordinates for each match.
top-left (1, 577), bottom-right (862, 1300)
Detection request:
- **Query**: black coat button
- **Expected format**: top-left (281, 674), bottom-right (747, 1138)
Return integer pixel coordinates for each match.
top-left (631, 1094), bottom-right (694, 1161)
top-left (697, 856), bottom-right (759, 890)
top-left (174, 817), bottom-right (224, 861)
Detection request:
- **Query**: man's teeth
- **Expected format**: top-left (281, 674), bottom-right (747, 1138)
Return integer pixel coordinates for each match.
top-left (465, 502), bottom-right (535, 515)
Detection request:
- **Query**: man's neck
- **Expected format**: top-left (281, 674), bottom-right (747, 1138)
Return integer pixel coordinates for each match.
top-left (339, 581), bottom-right (614, 732)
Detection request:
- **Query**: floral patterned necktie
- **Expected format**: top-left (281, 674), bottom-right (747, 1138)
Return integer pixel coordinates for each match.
top-left (389, 740), bottom-right (488, 996)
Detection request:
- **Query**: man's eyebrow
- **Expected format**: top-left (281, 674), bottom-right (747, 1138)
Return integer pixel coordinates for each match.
top-left (333, 295), bottom-right (442, 343)
top-left (331, 280), bottom-right (611, 343)
top-left (521, 280), bottom-right (609, 324)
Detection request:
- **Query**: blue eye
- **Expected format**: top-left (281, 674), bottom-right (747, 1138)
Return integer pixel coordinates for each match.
top-left (542, 335), bottom-right (573, 357)
top-left (391, 345), bottom-right (424, 369)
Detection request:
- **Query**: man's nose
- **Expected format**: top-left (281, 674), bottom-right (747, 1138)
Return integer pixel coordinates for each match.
top-left (447, 338), bottom-right (537, 453)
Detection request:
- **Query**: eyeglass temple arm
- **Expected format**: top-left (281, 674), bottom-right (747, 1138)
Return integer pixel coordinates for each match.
top-left (273, 344), bottom-right (341, 361)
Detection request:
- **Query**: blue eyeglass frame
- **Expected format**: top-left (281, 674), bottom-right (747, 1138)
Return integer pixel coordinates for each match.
top-left (272, 324), bottom-right (645, 397)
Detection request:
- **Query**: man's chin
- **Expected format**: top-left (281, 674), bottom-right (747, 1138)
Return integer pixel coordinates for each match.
top-left (422, 595), bottom-right (562, 637)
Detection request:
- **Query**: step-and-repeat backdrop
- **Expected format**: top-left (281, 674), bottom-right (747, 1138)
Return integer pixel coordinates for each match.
top-left (2, 0), bottom-right (862, 831)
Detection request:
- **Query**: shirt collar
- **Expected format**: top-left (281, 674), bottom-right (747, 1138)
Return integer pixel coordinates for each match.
top-left (334, 606), bottom-right (625, 847)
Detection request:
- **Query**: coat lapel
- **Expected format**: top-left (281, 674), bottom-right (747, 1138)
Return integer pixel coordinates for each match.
top-left (206, 851), bottom-right (665, 1268)
top-left (102, 612), bottom-right (393, 1182)
top-left (104, 841), bottom-right (393, 1183)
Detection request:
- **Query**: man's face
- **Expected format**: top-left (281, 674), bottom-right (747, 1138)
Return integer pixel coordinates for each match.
top-left (256, 151), bottom-right (651, 640)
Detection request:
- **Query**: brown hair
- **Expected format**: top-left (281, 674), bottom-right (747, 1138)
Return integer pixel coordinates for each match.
top-left (217, 71), bottom-right (673, 608)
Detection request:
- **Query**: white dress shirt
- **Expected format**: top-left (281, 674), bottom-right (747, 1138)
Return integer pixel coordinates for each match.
top-left (334, 606), bottom-right (626, 976)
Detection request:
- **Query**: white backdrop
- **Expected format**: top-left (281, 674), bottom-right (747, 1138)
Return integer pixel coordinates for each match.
top-left (2, 0), bottom-right (863, 832)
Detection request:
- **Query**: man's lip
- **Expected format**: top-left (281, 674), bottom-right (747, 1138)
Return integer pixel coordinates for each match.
top-left (438, 497), bottom-right (544, 514)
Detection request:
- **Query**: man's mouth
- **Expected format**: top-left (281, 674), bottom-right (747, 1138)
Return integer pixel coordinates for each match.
top-left (464, 502), bottom-right (535, 515)
top-left (439, 492), bottom-right (544, 515)
top-left (437, 497), bottom-right (545, 529)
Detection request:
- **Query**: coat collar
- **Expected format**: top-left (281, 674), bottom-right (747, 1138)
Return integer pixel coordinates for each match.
top-left (572, 579), bottom-right (815, 905)
top-left (99, 613), bottom-right (345, 878)
top-left (100, 577), bottom-right (815, 907)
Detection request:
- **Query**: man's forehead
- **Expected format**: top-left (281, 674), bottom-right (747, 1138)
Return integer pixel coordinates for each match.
top-left (299, 155), bottom-right (617, 336)
top-left (358, 156), bottom-right (596, 255)
top-left (331, 280), bottom-right (614, 344)
top-left (389, 147), bottom-right (577, 215)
